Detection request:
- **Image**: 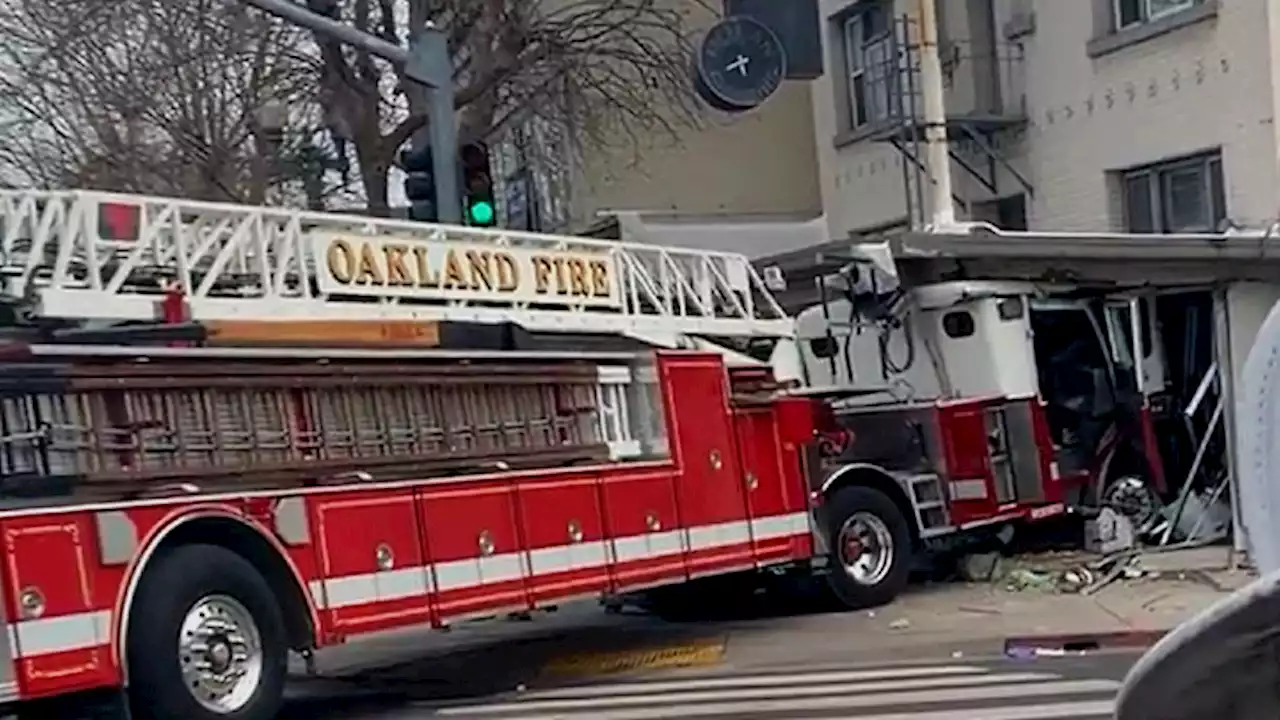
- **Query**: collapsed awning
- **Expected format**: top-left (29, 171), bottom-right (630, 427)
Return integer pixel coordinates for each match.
top-left (889, 226), bottom-right (1280, 286)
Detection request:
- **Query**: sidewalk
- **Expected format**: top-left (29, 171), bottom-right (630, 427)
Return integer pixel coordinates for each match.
top-left (687, 546), bottom-right (1254, 671)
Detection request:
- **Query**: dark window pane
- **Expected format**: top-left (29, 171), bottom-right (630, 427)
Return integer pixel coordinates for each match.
top-left (1124, 173), bottom-right (1155, 233)
top-left (863, 2), bottom-right (888, 37)
top-left (844, 17), bottom-right (863, 70)
top-left (1162, 164), bottom-right (1209, 232)
top-left (998, 297), bottom-right (1025, 321)
top-left (1117, 0), bottom-right (1144, 27)
top-left (852, 74), bottom-right (868, 125)
top-left (1139, 301), bottom-right (1155, 359)
top-left (864, 38), bottom-right (894, 121)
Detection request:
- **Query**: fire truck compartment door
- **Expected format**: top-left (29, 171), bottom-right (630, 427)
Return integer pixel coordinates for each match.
top-left (658, 355), bottom-right (755, 576)
top-left (733, 407), bottom-right (806, 562)
top-left (1103, 296), bottom-right (1167, 396)
top-left (936, 400), bottom-right (997, 523)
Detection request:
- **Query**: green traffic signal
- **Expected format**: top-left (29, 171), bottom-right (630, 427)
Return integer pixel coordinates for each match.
top-left (468, 200), bottom-right (495, 226)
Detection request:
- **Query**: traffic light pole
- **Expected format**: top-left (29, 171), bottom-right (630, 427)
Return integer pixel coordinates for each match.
top-left (238, 0), bottom-right (460, 222)
top-left (409, 28), bottom-right (460, 224)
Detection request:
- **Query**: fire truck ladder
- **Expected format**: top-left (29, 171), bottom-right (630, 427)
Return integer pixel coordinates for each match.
top-left (0, 191), bottom-right (792, 344)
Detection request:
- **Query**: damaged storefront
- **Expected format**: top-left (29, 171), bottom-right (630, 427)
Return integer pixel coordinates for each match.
top-left (611, 210), bottom-right (1280, 605)
top-left (784, 226), bottom-right (1280, 567)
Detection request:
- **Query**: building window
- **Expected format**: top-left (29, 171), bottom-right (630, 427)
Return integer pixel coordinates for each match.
top-left (1114, 0), bottom-right (1199, 30)
top-left (1121, 152), bottom-right (1225, 233)
top-left (842, 1), bottom-right (893, 128)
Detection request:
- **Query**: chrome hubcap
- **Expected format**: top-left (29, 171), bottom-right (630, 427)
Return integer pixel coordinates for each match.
top-left (178, 595), bottom-right (263, 714)
top-left (1103, 476), bottom-right (1162, 529)
top-left (838, 512), bottom-right (894, 585)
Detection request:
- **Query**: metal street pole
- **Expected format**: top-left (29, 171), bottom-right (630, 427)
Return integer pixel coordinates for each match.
top-left (409, 27), bottom-right (460, 223)
top-left (237, 0), bottom-right (460, 221)
top-left (914, 0), bottom-right (956, 230)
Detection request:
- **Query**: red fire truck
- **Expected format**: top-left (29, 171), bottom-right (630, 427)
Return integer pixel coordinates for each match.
top-left (0, 190), bottom-right (1067, 719)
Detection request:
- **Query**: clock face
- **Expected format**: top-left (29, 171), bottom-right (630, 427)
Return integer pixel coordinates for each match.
top-left (694, 15), bottom-right (787, 112)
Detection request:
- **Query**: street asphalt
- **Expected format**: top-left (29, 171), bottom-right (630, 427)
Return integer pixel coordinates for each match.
top-left (282, 649), bottom-right (1141, 719)
top-left (277, 598), bottom-right (1144, 720)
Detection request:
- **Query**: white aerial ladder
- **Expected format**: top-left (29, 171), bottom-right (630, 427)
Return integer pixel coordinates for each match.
top-left (0, 190), bottom-right (795, 354)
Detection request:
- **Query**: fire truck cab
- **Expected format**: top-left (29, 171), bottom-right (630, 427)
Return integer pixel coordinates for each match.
top-left (791, 249), bottom-right (1175, 591)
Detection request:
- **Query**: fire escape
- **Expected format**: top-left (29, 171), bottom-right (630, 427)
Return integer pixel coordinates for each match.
top-left (858, 13), bottom-right (1033, 229)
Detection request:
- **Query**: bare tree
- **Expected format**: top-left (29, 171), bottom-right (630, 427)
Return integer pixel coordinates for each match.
top-left (0, 0), bottom-right (351, 206)
top-left (302, 0), bottom-right (702, 215)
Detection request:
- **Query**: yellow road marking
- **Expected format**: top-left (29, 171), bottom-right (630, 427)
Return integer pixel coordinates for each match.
top-left (539, 638), bottom-right (727, 678)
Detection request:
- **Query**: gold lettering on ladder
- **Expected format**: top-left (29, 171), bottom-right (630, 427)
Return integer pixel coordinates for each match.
top-left (355, 243), bottom-right (383, 285)
top-left (383, 244), bottom-right (413, 287)
top-left (532, 256), bottom-right (554, 294)
top-left (589, 260), bottom-right (611, 298)
top-left (567, 258), bottom-right (588, 297)
top-left (466, 250), bottom-right (494, 291)
top-left (442, 249), bottom-right (467, 289)
top-left (552, 257), bottom-right (569, 295)
top-left (495, 252), bottom-right (519, 291)
top-left (326, 239), bottom-right (356, 284)
top-left (411, 246), bottom-right (441, 288)
top-left (321, 237), bottom-right (614, 302)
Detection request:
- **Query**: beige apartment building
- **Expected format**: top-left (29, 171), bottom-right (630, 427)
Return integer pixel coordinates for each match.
top-left (814, 0), bottom-right (1280, 238)
top-left (565, 78), bottom-right (823, 234)
top-left (493, 4), bottom-right (823, 239)
top-left (495, 3), bottom-right (826, 273)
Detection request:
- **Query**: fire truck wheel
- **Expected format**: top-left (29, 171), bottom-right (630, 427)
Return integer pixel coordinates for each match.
top-left (126, 543), bottom-right (287, 720)
top-left (824, 486), bottom-right (911, 609)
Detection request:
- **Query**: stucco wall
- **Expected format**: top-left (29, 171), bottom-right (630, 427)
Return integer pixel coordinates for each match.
top-left (562, 3), bottom-right (823, 233)
top-left (568, 82), bottom-right (823, 230)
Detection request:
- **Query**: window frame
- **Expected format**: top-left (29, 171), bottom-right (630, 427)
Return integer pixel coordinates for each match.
top-left (1120, 152), bottom-right (1224, 234)
top-left (1113, 0), bottom-right (1198, 31)
top-left (841, 1), bottom-right (892, 130)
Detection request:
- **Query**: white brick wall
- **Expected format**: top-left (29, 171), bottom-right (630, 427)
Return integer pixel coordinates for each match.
top-left (814, 0), bottom-right (1280, 235)
top-left (1020, 0), bottom-right (1277, 230)
top-left (813, 0), bottom-right (911, 234)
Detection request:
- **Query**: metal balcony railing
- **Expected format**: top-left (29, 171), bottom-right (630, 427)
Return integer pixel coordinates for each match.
top-left (853, 16), bottom-right (1027, 134)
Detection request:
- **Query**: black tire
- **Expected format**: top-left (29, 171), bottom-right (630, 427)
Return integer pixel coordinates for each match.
top-left (823, 485), bottom-right (912, 609)
top-left (126, 543), bottom-right (287, 720)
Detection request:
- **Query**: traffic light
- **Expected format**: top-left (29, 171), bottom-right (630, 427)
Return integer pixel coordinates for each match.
top-left (401, 145), bottom-right (437, 222)
top-left (460, 142), bottom-right (496, 227)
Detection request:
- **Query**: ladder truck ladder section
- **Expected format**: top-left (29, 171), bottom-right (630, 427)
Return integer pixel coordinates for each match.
top-left (0, 191), bottom-right (828, 720)
top-left (0, 190), bottom-right (792, 344)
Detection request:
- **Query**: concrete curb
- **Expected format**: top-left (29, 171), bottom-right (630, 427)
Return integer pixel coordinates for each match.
top-left (1003, 628), bottom-right (1168, 656)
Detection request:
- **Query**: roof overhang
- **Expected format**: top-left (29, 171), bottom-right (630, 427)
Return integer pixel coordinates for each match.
top-left (887, 226), bottom-right (1280, 286)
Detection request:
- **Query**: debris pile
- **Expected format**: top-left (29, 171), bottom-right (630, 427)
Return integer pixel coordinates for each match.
top-left (959, 543), bottom-right (1237, 597)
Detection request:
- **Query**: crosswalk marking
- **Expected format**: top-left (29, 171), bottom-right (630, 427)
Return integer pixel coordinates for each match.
top-left (812, 701), bottom-right (1118, 720)
top-left (513, 664), bottom-right (992, 699)
top-left (420, 662), bottom-right (1119, 719)
top-left (436, 674), bottom-right (1095, 715)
